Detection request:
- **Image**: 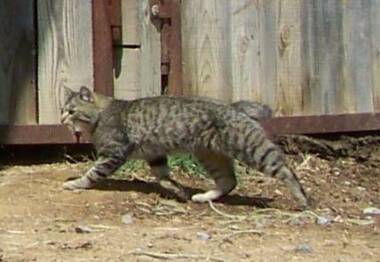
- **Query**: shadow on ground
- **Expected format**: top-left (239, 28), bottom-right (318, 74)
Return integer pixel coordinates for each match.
top-left (65, 177), bottom-right (273, 208)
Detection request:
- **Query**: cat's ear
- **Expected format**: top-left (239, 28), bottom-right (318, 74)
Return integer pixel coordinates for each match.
top-left (63, 86), bottom-right (74, 98)
top-left (79, 86), bottom-right (94, 103)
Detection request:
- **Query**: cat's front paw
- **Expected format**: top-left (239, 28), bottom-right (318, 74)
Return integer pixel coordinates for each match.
top-left (63, 177), bottom-right (95, 190)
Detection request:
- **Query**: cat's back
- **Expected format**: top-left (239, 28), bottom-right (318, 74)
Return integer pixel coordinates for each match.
top-left (123, 96), bottom-right (227, 122)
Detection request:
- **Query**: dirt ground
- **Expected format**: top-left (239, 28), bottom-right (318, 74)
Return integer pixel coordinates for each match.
top-left (0, 141), bottom-right (379, 261)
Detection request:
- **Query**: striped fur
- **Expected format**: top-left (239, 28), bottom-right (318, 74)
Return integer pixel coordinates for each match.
top-left (61, 86), bottom-right (308, 209)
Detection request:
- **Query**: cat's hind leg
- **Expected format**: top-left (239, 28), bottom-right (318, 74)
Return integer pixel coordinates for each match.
top-left (148, 156), bottom-right (189, 201)
top-left (191, 150), bottom-right (237, 202)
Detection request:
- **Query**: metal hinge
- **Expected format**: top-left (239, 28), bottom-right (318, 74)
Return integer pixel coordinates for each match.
top-left (149, 0), bottom-right (183, 95)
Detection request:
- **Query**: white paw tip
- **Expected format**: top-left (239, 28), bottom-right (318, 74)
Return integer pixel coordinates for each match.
top-left (191, 194), bottom-right (209, 203)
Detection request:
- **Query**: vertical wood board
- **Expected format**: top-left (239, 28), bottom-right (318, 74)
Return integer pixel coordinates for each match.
top-left (114, 0), bottom-right (161, 99)
top-left (38, 0), bottom-right (93, 124)
top-left (230, 0), bottom-right (262, 103)
top-left (256, 0), bottom-right (278, 110)
top-left (114, 48), bottom-right (141, 99)
top-left (138, 0), bottom-right (161, 97)
top-left (121, 0), bottom-right (140, 45)
top-left (276, 0), bottom-right (303, 116)
top-left (370, 0), bottom-right (380, 111)
top-left (342, 0), bottom-right (373, 113)
top-left (0, 0), bottom-right (36, 124)
top-left (181, 0), bottom-right (232, 101)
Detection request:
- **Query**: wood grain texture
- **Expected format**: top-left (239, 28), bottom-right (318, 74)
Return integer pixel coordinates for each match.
top-left (370, 0), bottom-right (380, 111)
top-left (342, 0), bottom-right (373, 113)
top-left (38, 0), bottom-right (94, 124)
top-left (181, 0), bottom-right (232, 101)
top-left (230, 0), bottom-right (261, 103)
top-left (301, 0), bottom-right (347, 115)
top-left (276, 0), bottom-right (303, 116)
top-left (0, 0), bottom-right (36, 124)
top-left (138, 0), bottom-right (161, 97)
top-left (121, 0), bottom-right (140, 45)
top-left (114, 0), bottom-right (161, 99)
top-left (256, 0), bottom-right (278, 111)
top-left (114, 48), bottom-right (141, 99)
top-left (181, 0), bottom-right (379, 116)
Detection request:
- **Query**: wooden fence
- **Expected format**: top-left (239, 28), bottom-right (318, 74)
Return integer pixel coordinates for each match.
top-left (181, 0), bottom-right (380, 117)
top-left (1, 0), bottom-right (380, 144)
top-left (0, 0), bottom-right (159, 127)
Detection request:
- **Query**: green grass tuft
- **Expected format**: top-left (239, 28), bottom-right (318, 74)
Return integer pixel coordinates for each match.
top-left (115, 154), bottom-right (206, 177)
top-left (168, 154), bottom-right (206, 176)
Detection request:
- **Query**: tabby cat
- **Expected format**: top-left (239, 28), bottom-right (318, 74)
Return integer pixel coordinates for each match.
top-left (61, 86), bottom-right (308, 209)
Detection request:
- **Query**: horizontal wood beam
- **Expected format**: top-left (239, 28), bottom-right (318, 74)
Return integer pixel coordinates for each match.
top-left (1, 113), bottom-right (379, 144)
top-left (261, 112), bottom-right (380, 136)
top-left (0, 125), bottom-right (91, 145)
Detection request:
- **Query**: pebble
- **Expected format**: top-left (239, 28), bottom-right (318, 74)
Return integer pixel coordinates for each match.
top-left (74, 226), bottom-right (93, 234)
top-left (121, 214), bottom-right (133, 225)
top-left (294, 243), bottom-right (312, 254)
top-left (344, 181), bottom-right (351, 186)
top-left (274, 189), bottom-right (283, 196)
top-left (196, 231), bottom-right (211, 241)
top-left (363, 207), bottom-right (380, 216)
top-left (316, 216), bottom-right (330, 225)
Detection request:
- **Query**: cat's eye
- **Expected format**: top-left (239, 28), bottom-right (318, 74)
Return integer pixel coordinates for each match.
top-left (68, 109), bottom-right (75, 115)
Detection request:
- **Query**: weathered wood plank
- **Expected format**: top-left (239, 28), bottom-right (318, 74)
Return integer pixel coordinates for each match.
top-left (276, 0), bottom-right (303, 116)
top-left (342, 0), bottom-right (373, 113)
top-left (0, 125), bottom-right (91, 144)
top-left (300, 0), bottom-right (346, 115)
top-left (230, 0), bottom-right (261, 103)
top-left (0, 0), bottom-right (36, 124)
top-left (257, 0), bottom-right (278, 111)
top-left (181, 0), bottom-right (378, 117)
top-left (38, 0), bottom-right (94, 124)
top-left (114, 48), bottom-right (141, 99)
top-left (138, 0), bottom-right (161, 97)
top-left (371, 0), bottom-right (380, 111)
top-left (181, 0), bottom-right (232, 101)
top-left (114, 0), bottom-right (161, 99)
top-left (121, 0), bottom-right (140, 46)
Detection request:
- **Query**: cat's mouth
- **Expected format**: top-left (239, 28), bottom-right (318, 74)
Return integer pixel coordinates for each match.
top-left (60, 113), bottom-right (83, 142)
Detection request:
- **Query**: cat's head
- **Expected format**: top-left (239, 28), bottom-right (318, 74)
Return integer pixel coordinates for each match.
top-left (61, 86), bottom-right (110, 135)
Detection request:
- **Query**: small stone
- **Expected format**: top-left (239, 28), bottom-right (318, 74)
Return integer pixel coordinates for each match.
top-left (287, 217), bottom-right (305, 226)
top-left (333, 215), bottom-right (343, 223)
top-left (357, 186), bottom-right (366, 191)
top-left (294, 243), bottom-right (312, 254)
top-left (332, 168), bottom-right (341, 176)
top-left (196, 231), bottom-right (211, 241)
top-left (74, 226), bottom-right (92, 234)
top-left (274, 189), bottom-right (283, 196)
top-left (121, 214), bottom-right (133, 225)
top-left (316, 216), bottom-right (330, 225)
top-left (363, 207), bottom-right (380, 216)
top-left (344, 181), bottom-right (351, 186)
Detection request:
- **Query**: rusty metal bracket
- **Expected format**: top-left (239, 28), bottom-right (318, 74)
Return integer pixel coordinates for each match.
top-left (149, 0), bottom-right (183, 95)
top-left (106, 0), bottom-right (122, 45)
top-left (92, 0), bottom-right (121, 97)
